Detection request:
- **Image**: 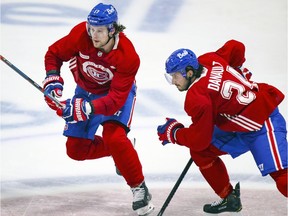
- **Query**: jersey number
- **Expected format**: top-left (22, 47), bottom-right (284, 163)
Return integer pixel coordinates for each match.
top-left (221, 66), bottom-right (256, 105)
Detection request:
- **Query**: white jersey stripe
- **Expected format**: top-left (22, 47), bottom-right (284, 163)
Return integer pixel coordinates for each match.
top-left (224, 115), bottom-right (255, 131)
top-left (237, 115), bottom-right (262, 128)
top-left (235, 116), bottom-right (261, 130)
top-left (222, 114), bottom-right (262, 131)
top-left (69, 57), bottom-right (77, 70)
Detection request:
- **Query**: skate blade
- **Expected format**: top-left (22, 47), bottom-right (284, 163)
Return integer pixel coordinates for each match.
top-left (230, 212), bottom-right (243, 216)
top-left (205, 212), bottom-right (243, 216)
top-left (137, 202), bottom-right (155, 216)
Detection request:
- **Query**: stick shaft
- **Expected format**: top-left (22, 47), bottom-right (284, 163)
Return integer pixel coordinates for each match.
top-left (157, 157), bottom-right (193, 216)
top-left (0, 55), bottom-right (62, 107)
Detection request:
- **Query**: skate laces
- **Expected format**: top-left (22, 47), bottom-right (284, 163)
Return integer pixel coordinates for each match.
top-left (210, 198), bottom-right (225, 206)
top-left (132, 186), bottom-right (146, 202)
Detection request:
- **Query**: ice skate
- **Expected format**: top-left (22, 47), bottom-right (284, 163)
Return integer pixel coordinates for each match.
top-left (204, 182), bottom-right (242, 215)
top-left (131, 181), bottom-right (155, 216)
top-left (115, 138), bottom-right (136, 176)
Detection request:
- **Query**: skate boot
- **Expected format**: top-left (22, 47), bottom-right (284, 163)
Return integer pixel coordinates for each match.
top-left (203, 182), bottom-right (242, 214)
top-left (116, 138), bottom-right (136, 176)
top-left (131, 181), bottom-right (154, 216)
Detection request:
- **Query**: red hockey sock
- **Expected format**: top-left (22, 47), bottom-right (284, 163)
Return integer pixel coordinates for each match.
top-left (66, 135), bottom-right (111, 160)
top-left (270, 168), bottom-right (288, 197)
top-left (103, 122), bottom-right (144, 187)
top-left (199, 157), bottom-right (232, 198)
top-left (191, 145), bottom-right (232, 198)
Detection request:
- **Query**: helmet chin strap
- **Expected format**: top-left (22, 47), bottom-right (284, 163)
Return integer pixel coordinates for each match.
top-left (101, 33), bottom-right (114, 48)
top-left (183, 76), bottom-right (193, 91)
top-left (99, 31), bottom-right (114, 49)
top-left (183, 72), bottom-right (197, 90)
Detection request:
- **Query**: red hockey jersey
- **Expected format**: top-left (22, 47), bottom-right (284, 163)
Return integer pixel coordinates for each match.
top-left (45, 22), bottom-right (140, 116)
top-left (175, 50), bottom-right (284, 152)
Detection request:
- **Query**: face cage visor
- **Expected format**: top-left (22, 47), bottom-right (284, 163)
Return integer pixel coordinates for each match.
top-left (164, 70), bottom-right (186, 85)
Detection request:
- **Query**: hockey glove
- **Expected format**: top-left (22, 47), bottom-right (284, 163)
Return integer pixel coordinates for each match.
top-left (237, 66), bottom-right (252, 81)
top-left (44, 97), bottom-right (66, 111)
top-left (56, 98), bottom-right (93, 123)
top-left (157, 118), bottom-right (184, 145)
top-left (43, 71), bottom-right (64, 110)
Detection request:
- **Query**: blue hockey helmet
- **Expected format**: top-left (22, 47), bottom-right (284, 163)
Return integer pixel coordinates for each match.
top-left (165, 48), bottom-right (199, 76)
top-left (87, 3), bottom-right (118, 31)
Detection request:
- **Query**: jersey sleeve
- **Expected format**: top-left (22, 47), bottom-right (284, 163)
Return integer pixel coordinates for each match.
top-left (175, 91), bottom-right (214, 151)
top-left (215, 40), bottom-right (253, 80)
top-left (44, 22), bottom-right (86, 73)
top-left (215, 39), bottom-right (246, 68)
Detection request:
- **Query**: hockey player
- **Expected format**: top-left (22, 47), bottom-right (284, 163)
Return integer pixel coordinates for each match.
top-left (42, 3), bottom-right (154, 216)
top-left (157, 40), bottom-right (287, 214)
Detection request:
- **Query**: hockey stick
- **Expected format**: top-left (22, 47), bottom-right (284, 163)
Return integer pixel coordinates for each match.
top-left (157, 157), bottom-right (193, 216)
top-left (0, 55), bottom-right (63, 107)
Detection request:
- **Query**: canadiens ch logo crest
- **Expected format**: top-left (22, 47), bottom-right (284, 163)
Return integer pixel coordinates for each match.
top-left (82, 61), bottom-right (114, 84)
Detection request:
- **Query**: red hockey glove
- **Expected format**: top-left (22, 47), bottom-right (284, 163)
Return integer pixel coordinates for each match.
top-left (237, 66), bottom-right (252, 81)
top-left (43, 71), bottom-right (64, 110)
top-left (157, 118), bottom-right (184, 145)
top-left (44, 96), bottom-right (66, 111)
top-left (56, 98), bottom-right (93, 123)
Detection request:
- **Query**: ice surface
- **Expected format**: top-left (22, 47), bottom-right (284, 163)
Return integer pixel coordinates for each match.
top-left (1, 0), bottom-right (287, 215)
top-left (1, 181), bottom-right (287, 216)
